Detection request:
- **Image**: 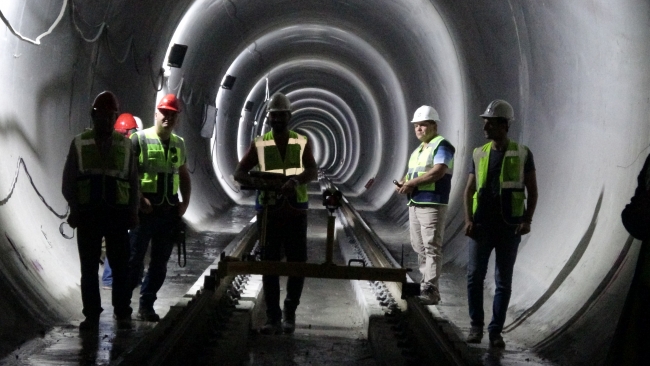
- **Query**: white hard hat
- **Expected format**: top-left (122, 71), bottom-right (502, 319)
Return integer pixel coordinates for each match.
top-left (267, 93), bottom-right (292, 112)
top-left (133, 116), bottom-right (143, 130)
top-left (411, 105), bottom-right (440, 123)
top-left (480, 100), bottom-right (514, 120)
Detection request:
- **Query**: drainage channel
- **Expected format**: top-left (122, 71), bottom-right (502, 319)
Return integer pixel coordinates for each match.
top-left (115, 188), bottom-right (471, 365)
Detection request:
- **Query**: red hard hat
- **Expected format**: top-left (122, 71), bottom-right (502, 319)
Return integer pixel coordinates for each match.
top-left (92, 91), bottom-right (119, 112)
top-left (114, 113), bottom-right (138, 136)
top-left (157, 94), bottom-right (181, 112)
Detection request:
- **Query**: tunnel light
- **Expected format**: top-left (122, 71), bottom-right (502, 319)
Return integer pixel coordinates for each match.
top-left (221, 75), bottom-right (236, 89)
top-left (167, 44), bottom-right (188, 68)
top-left (201, 105), bottom-right (218, 138)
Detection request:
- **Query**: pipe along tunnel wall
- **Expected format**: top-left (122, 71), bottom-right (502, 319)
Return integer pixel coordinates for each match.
top-left (0, 0), bottom-right (649, 363)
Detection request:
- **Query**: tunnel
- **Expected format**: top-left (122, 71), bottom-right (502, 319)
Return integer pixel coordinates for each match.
top-left (1, 0), bottom-right (649, 364)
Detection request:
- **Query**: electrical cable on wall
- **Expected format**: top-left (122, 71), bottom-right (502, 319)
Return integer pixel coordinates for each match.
top-left (0, 0), bottom-right (68, 45)
top-left (0, 158), bottom-right (69, 219)
top-left (71, 0), bottom-right (108, 42)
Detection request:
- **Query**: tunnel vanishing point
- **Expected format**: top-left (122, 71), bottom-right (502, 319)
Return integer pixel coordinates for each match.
top-left (0, 0), bottom-right (649, 364)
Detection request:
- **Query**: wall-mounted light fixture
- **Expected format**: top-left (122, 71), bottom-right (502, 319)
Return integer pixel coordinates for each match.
top-left (221, 75), bottom-right (236, 89)
top-left (167, 44), bottom-right (188, 68)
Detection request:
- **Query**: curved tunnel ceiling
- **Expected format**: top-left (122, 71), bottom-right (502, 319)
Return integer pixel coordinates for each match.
top-left (1, 0), bottom-right (649, 363)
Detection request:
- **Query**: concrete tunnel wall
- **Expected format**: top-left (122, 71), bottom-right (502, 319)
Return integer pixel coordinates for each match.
top-left (0, 0), bottom-right (649, 363)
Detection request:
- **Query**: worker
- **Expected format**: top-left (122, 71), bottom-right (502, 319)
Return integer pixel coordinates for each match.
top-left (395, 105), bottom-right (455, 305)
top-left (605, 153), bottom-right (650, 364)
top-left (233, 92), bottom-right (318, 335)
top-left (463, 100), bottom-right (538, 348)
top-left (128, 94), bottom-right (191, 322)
top-left (61, 91), bottom-right (139, 331)
top-left (102, 113), bottom-right (141, 290)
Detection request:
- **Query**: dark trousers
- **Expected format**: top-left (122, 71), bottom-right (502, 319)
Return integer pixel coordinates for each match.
top-left (128, 208), bottom-right (178, 310)
top-left (76, 209), bottom-right (132, 318)
top-left (259, 209), bottom-right (308, 322)
top-left (467, 225), bottom-right (521, 335)
top-left (605, 241), bottom-right (650, 365)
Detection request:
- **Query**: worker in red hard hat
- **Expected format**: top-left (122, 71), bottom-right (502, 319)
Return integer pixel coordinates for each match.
top-left (128, 93), bottom-right (191, 322)
top-left (114, 113), bottom-right (139, 137)
top-left (102, 112), bottom-right (143, 291)
top-left (61, 91), bottom-right (139, 331)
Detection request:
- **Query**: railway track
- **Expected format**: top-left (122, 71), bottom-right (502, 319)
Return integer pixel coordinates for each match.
top-left (115, 181), bottom-right (473, 365)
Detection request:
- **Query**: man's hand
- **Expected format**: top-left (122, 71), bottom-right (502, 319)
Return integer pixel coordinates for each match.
top-left (281, 178), bottom-right (298, 197)
top-left (516, 222), bottom-right (531, 235)
top-left (464, 220), bottom-right (475, 238)
top-left (140, 196), bottom-right (153, 213)
top-left (178, 201), bottom-right (189, 217)
top-left (397, 184), bottom-right (415, 195)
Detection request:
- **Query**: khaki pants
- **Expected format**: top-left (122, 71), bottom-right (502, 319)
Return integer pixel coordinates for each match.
top-left (409, 205), bottom-right (447, 292)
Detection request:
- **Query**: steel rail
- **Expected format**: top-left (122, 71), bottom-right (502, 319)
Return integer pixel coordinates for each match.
top-left (114, 222), bottom-right (258, 365)
top-left (332, 183), bottom-right (469, 366)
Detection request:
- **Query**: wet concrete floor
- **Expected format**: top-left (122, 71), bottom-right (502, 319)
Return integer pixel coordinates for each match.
top-left (0, 193), bottom-right (561, 366)
top-left (1, 199), bottom-right (379, 365)
top-left (2, 205), bottom-right (255, 366)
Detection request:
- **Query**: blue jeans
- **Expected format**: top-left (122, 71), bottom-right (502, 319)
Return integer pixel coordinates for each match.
top-left (467, 225), bottom-right (521, 335)
top-left (128, 208), bottom-right (179, 310)
top-left (102, 258), bottom-right (112, 286)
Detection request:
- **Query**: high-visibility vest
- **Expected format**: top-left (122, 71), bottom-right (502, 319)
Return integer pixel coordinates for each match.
top-left (404, 135), bottom-right (453, 205)
top-left (472, 140), bottom-right (528, 225)
top-left (133, 127), bottom-right (185, 205)
top-left (74, 130), bottom-right (132, 209)
top-left (254, 130), bottom-right (308, 209)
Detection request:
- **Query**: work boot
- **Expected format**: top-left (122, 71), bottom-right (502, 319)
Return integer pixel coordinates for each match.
top-left (489, 333), bottom-right (506, 348)
top-left (418, 285), bottom-right (440, 305)
top-left (113, 314), bottom-right (133, 330)
top-left (259, 319), bottom-right (282, 335)
top-left (79, 316), bottom-right (100, 331)
top-left (136, 308), bottom-right (160, 322)
top-left (466, 326), bottom-right (484, 343)
top-left (282, 309), bottom-right (296, 334)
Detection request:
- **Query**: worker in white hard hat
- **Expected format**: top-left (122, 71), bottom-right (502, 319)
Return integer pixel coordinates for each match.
top-left (234, 92), bottom-right (318, 335)
top-left (463, 99), bottom-right (538, 349)
top-left (396, 105), bottom-right (456, 306)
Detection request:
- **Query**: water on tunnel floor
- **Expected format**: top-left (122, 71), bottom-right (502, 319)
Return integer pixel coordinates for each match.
top-left (2, 205), bottom-right (255, 365)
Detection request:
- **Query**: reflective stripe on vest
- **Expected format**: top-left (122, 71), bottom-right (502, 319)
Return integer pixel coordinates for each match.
top-left (74, 130), bottom-right (132, 207)
top-left (134, 127), bottom-right (185, 205)
top-left (472, 141), bottom-right (528, 222)
top-left (404, 135), bottom-right (453, 205)
top-left (254, 130), bottom-right (308, 208)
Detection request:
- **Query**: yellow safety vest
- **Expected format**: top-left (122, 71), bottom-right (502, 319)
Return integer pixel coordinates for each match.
top-left (74, 130), bottom-right (132, 209)
top-left (404, 135), bottom-right (453, 205)
top-left (133, 127), bottom-right (185, 205)
top-left (473, 141), bottom-right (528, 224)
top-left (254, 130), bottom-right (308, 209)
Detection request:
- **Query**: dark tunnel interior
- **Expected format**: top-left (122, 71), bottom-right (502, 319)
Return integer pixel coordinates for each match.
top-left (1, 0), bottom-right (649, 364)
